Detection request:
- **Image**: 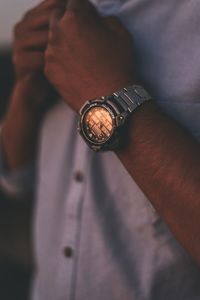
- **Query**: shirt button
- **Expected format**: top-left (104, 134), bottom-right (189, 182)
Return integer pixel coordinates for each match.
top-left (63, 247), bottom-right (74, 258)
top-left (74, 171), bottom-right (84, 183)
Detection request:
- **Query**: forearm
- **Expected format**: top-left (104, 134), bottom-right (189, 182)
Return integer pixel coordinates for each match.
top-left (1, 77), bottom-right (47, 171)
top-left (41, 0), bottom-right (200, 262)
top-left (116, 101), bottom-right (200, 262)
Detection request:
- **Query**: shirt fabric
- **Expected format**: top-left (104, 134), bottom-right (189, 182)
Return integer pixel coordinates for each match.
top-left (2, 0), bottom-right (200, 299)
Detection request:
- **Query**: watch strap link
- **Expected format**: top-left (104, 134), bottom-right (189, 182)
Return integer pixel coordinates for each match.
top-left (113, 85), bottom-right (152, 113)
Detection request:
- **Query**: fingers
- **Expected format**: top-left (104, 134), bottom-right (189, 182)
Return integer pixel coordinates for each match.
top-left (13, 51), bottom-right (45, 76)
top-left (13, 0), bottom-right (68, 77)
top-left (14, 30), bottom-right (49, 52)
top-left (14, 14), bottom-right (50, 37)
top-left (14, 0), bottom-right (67, 47)
top-left (18, 0), bottom-right (66, 32)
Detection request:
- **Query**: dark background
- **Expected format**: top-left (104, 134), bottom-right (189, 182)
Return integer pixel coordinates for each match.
top-left (0, 48), bottom-right (33, 300)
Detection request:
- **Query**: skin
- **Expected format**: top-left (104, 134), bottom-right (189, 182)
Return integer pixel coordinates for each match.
top-left (45, 0), bottom-right (136, 110)
top-left (1, 0), bottom-right (200, 264)
top-left (45, 0), bottom-right (200, 263)
top-left (2, 0), bottom-right (66, 169)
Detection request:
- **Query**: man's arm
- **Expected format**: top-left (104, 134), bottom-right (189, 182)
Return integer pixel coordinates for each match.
top-left (116, 100), bottom-right (200, 262)
top-left (44, 0), bottom-right (200, 263)
top-left (2, 77), bottom-right (48, 170)
top-left (2, 0), bottom-right (65, 172)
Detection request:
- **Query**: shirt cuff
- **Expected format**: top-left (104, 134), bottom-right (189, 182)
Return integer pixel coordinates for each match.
top-left (0, 127), bottom-right (35, 198)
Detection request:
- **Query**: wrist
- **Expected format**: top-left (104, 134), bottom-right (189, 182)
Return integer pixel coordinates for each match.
top-left (85, 75), bottom-right (138, 104)
top-left (78, 83), bottom-right (151, 152)
top-left (15, 74), bottom-right (51, 112)
top-left (62, 74), bottom-right (138, 113)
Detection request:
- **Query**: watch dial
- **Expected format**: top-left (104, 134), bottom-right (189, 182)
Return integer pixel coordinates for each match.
top-left (83, 106), bottom-right (114, 143)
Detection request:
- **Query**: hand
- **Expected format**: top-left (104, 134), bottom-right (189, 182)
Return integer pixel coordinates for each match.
top-left (45, 0), bottom-right (136, 112)
top-left (2, 0), bottom-right (68, 171)
top-left (12, 0), bottom-right (66, 108)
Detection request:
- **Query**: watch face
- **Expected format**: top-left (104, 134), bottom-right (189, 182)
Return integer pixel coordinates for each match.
top-left (83, 105), bottom-right (114, 144)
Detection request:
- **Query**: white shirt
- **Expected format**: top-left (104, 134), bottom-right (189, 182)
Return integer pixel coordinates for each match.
top-left (1, 0), bottom-right (200, 299)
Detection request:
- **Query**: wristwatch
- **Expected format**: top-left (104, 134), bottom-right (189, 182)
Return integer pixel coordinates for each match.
top-left (78, 85), bottom-right (152, 151)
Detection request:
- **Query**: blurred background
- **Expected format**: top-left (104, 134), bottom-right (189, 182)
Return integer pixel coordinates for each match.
top-left (0, 1), bottom-right (38, 299)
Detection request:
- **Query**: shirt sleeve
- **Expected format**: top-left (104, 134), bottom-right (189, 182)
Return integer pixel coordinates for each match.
top-left (0, 127), bottom-right (36, 198)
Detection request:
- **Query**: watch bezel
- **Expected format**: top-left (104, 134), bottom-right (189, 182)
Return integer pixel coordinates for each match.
top-left (78, 98), bottom-right (120, 151)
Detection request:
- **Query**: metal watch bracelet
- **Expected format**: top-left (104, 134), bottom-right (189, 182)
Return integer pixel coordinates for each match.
top-left (110, 85), bottom-right (152, 116)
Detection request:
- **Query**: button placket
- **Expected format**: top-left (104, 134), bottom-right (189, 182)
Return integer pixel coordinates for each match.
top-left (56, 135), bottom-right (90, 300)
